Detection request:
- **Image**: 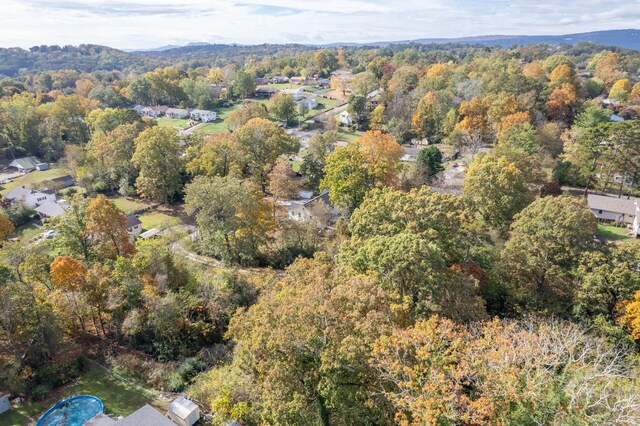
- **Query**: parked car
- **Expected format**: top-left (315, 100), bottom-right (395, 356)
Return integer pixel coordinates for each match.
top-left (43, 230), bottom-right (58, 239)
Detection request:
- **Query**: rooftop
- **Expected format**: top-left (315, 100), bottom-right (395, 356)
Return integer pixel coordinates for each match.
top-left (587, 193), bottom-right (638, 216)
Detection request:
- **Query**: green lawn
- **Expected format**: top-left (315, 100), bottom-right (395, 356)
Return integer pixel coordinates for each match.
top-left (0, 365), bottom-right (154, 426)
top-left (597, 224), bottom-right (631, 241)
top-left (138, 212), bottom-right (182, 231)
top-left (336, 128), bottom-right (362, 143)
top-left (109, 196), bottom-right (150, 214)
top-left (156, 117), bottom-right (191, 129)
top-left (66, 365), bottom-right (152, 417)
top-left (1, 167), bottom-right (71, 194)
top-left (194, 104), bottom-right (241, 135)
top-left (9, 224), bottom-right (42, 243)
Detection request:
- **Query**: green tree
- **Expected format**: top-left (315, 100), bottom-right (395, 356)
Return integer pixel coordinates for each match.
top-left (463, 153), bottom-right (534, 233)
top-left (500, 196), bottom-right (597, 314)
top-left (233, 118), bottom-right (298, 192)
top-left (132, 126), bottom-right (183, 203)
top-left (415, 145), bottom-right (444, 181)
top-left (231, 71), bottom-right (256, 99)
top-left (268, 93), bottom-right (297, 124)
top-left (184, 176), bottom-right (274, 265)
top-left (300, 131), bottom-right (337, 190)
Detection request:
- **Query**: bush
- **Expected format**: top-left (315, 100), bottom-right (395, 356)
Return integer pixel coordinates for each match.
top-left (4, 201), bottom-right (36, 226)
top-left (30, 384), bottom-right (52, 401)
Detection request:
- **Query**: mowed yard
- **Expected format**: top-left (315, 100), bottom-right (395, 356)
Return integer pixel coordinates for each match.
top-left (0, 365), bottom-right (160, 426)
top-left (0, 167), bottom-right (71, 195)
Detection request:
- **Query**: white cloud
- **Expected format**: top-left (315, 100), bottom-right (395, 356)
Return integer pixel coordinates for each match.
top-left (0, 0), bottom-right (639, 49)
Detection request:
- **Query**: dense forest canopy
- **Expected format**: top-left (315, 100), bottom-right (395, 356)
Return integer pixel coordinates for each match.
top-left (1, 37), bottom-right (640, 425)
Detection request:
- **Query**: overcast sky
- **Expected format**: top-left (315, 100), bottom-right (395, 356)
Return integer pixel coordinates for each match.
top-left (2, 0), bottom-right (640, 50)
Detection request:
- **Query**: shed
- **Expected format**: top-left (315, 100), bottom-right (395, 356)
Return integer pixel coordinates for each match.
top-left (167, 396), bottom-right (200, 426)
top-left (117, 404), bottom-right (174, 426)
top-left (36, 163), bottom-right (49, 171)
top-left (0, 394), bottom-right (11, 415)
top-left (139, 228), bottom-right (161, 239)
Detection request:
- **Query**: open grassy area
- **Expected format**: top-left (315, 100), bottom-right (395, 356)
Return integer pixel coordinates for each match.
top-left (109, 196), bottom-right (150, 214)
top-left (156, 117), bottom-right (191, 129)
top-left (194, 104), bottom-right (241, 135)
top-left (9, 223), bottom-right (42, 243)
top-left (1, 167), bottom-right (71, 194)
top-left (66, 365), bottom-right (153, 417)
top-left (139, 212), bottom-right (182, 231)
top-left (0, 400), bottom-right (47, 426)
top-left (336, 128), bottom-right (362, 143)
top-left (597, 224), bottom-right (631, 241)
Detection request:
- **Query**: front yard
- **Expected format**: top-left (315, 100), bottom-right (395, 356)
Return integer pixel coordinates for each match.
top-left (597, 224), bottom-right (633, 242)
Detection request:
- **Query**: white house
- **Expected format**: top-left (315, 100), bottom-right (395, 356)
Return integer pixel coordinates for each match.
top-left (9, 156), bottom-right (40, 174)
top-left (288, 190), bottom-right (339, 226)
top-left (4, 187), bottom-right (56, 208)
top-left (298, 96), bottom-right (318, 110)
top-left (587, 193), bottom-right (640, 236)
top-left (125, 214), bottom-right (143, 240)
top-left (167, 396), bottom-right (200, 426)
top-left (339, 111), bottom-right (353, 126)
top-left (271, 75), bottom-right (289, 84)
top-left (165, 108), bottom-right (191, 119)
top-left (190, 110), bottom-right (217, 122)
top-left (283, 88), bottom-right (305, 101)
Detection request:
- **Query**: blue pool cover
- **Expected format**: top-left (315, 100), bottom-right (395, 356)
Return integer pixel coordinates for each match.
top-left (36, 395), bottom-right (104, 426)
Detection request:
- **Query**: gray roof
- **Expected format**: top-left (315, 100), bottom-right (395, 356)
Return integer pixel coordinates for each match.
top-left (125, 214), bottom-right (142, 228)
top-left (587, 194), bottom-right (638, 216)
top-left (168, 396), bottom-right (198, 419)
top-left (4, 187), bottom-right (32, 200)
top-left (139, 228), bottom-right (161, 239)
top-left (35, 201), bottom-right (67, 218)
top-left (116, 405), bottom-right (174, 426)
top-left (9, 156), bottom-right (40, 170)
top-left (303, 190), bottom-right (332, 208)
top-left (85, 413), bottom-right (117, 426)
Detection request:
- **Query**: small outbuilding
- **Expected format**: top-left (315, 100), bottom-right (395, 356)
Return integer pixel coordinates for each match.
top-left (167, 396), bottom-right (200, 426)
top-left (0, 394), bottom-right (11, 415)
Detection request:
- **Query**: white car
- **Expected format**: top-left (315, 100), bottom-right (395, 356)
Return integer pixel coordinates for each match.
top-left (43, 230), bottom-right (58, 239)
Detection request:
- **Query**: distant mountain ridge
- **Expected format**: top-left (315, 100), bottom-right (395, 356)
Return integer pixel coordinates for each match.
top-left (322, 29), bottom-right (640, 50)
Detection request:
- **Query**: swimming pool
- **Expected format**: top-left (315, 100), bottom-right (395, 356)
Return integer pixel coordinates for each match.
top-left (36, 395), bottom-right (104, 426)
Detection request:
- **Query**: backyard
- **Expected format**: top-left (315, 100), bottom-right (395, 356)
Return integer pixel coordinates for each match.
top-left (597, 223), bottom-right (633, 241)
top-left (1, 167), bottom-right (71, 195)
top-left (0, 365), bottom-right (158, 426)
top-left (155, 117), bottom-right (191, 128)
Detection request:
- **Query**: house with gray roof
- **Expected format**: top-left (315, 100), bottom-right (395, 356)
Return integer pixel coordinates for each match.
top-left (9, 156), bottom-right (40, 174)
top-left (587, 193), bottom-right (640, 236)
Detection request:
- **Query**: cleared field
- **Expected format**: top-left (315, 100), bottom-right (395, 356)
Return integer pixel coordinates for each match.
top-left (336, 128), bottom-right (362, 143)
top-left (597, 224), bottom-right (631, 241)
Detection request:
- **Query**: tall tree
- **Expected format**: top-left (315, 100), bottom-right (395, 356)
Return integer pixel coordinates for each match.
top-left (132, 126), bottom-right (183, 204)
top-left (85, 195), bottom-right (135, 259)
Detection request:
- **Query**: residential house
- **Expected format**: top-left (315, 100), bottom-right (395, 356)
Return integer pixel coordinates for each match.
top-left (290, 76), bottom-right (306, 85)
top-left (282, 88), bottom-right (305, 101)
top-left (190, 110), bottom-right (217, 122)
top-left (288, 190), bottom-right (339, 226)
top-left (125, 214), bottom-right (143, 240)
top-left (132, 104), bottom-right (145, 114)
top-left (298, 96), bottom-right (318, 111)
top-left (87, 404), bottom-right (176, 426)
top-left (587, 193), bottom-right (639, 235)
top-left (9, 156), bottom-right (40, 174)
top-left (255, 87), bottom-right (280, 99)
top-left (141, 106), bottom-right (169, 118)
top-left (5, 187), bottom-right (56, 208)
top-left (254, 77), bottom-right (269, 86)
top-left (47, 174), bottom-right (75, 189)
top-left (270, 75), bottom-right (289, 84)
top-left (316, 78), bottom-right (331, 89)
top-left (339, 111), bottom-right (353, 126)
top-left (165, 108), bottom-right (191, 119)
top-left (35, 200), bottom-right (70, 220)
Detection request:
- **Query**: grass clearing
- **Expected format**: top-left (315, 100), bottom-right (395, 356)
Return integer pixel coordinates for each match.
top-left (139, 212), bottom-right (182, 231)
top-left (10, 223), bottom-right (42, 243)
top-left (1, 167), bottom-right (71, 194)
top-left (156, 117), bottom-right (191, 129)
top-left (109, 196), bottom-right (150, 214)
top-left (194, 104), bottom-right (241, 135)
top-left (597, 224), bottom-right (631, 241)
top-left (336, 128), bottom-right (362, 143)
top-left (66, 365), bottom-right (153, 417)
